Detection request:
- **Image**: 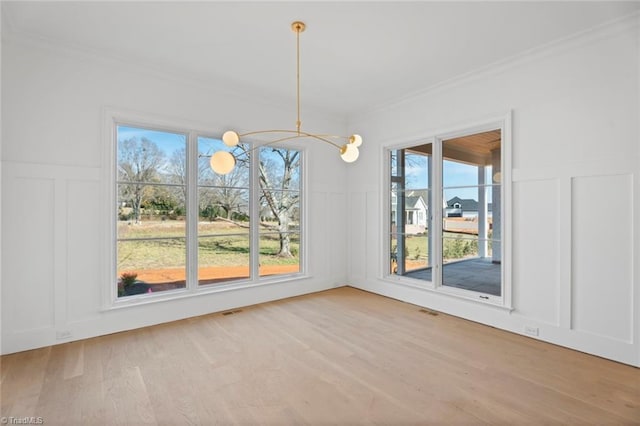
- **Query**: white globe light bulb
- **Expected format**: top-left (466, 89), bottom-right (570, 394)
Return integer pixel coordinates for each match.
top-left (349, 134), bottom-right (363, 147)
top-left (340, 144), bottom-right (360, 163)
top-left (210, 151), bottom-right (236, 175)
top-left (222, 130), bottom-right (240, 147)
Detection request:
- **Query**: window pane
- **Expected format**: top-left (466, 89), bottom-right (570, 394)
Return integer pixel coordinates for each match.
top-left (117, 125), bottom-right (187, 185)
top-left (117, 239), bottom-right (186, 296)
top-left (259, 233), bottom-right (300, 276)
top-left (118, 184), bottom-right (187, 230)
top-left (198, 235), bottom-right (250, 285)
top-left (259, 148), bottom-right (300, 190)
top-left (442, 160), bottom-right (478, 188)
top-left (405, 152), bottom-right (429, 190)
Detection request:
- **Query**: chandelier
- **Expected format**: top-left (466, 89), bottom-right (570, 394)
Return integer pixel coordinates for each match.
top-left (209, 21), bottom-right (363, 174)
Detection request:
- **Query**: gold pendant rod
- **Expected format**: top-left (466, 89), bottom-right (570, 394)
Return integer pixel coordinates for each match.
top-left (292, 21), bottom-right (305, 135)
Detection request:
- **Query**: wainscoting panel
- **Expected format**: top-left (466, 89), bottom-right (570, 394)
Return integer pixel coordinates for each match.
top-left (309, 191), bottom-right (328, 279)
top-left (66, 179), bottom-right (102, 323)
top-left (3, 176), bottom-right (56, 332)
top-left (348, 192), bottom-right (366, 280)
top-left (366, 191), bottom-right (380, 280)
top-left (571, 173), bottom-right (633, 343)
top-left (329, 192), bottom-right (348, 284)
top-left (512, 179), bottom-right (560, 326)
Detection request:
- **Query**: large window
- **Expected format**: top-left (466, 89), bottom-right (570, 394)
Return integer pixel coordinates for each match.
top-left (386, 119), bottom-right (510, 306)
top-left (114, 123), bottom-right (303, 300)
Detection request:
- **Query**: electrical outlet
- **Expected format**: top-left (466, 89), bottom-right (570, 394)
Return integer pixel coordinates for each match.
top-left (56, 330), bottom-right (72, 340)
top-left (524, 326), bottom-right (539, 337)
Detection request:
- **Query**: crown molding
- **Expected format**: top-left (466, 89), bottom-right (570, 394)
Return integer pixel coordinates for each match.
top-left (348, 10), bottom-right (640, 125)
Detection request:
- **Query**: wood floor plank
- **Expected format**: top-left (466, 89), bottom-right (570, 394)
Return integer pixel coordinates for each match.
top-left (1, 287), bottom-right (639, 424)
top-left (0, 346), bottom-right (50, 416)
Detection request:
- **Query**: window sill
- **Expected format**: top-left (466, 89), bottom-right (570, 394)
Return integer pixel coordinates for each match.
top-left (384, 274), bottom-right (513, 312)
top-left (103, 273), bottom-right (311, 312)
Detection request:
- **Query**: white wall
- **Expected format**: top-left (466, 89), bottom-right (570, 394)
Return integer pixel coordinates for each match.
top-left (1, 34), bottom-right (349, 354)
top-left (346, 16), bottom-right (640, 366)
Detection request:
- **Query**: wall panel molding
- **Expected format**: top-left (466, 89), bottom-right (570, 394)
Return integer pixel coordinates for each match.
top-left (571, 173), bottom-right (634, 344)
top-left (2, 175), bottom-right (56, 333)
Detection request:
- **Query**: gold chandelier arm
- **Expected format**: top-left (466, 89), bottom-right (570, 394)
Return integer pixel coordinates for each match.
top-left (300, 133), bottom-right (343, 149)
top-left (238, 129), bottom-right (301, 137)
top-left (237, 129), bottom-right (343, 149)
top-left (199, 135), bottom-right (302, 159)
top-left (248, 135), bottom-right (307, 152)
top-left (314, 134), bottom-right (350, 141)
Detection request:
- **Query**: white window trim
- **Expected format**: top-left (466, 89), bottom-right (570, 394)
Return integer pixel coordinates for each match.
top-left (381, 112), bottom-right (512, 309)
top-left (101, 108), bottom-right (308, 310)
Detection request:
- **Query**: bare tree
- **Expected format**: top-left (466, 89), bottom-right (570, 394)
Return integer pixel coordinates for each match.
top-left (168, 146), bottom-right (188, 207)
top-left (259, 148), bottom-right (300, 258)
top-left (212, 153), bottom-right (249, 220)
top-left (118, 137), bottom-right (165, 223)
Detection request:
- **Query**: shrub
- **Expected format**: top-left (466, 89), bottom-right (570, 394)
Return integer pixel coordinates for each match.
top-left (443, 235), bottom-right (477, 260)
top-left (119, 211), bottom-right (132, 221)
top-left (120, 272), bottom-right (138, 287)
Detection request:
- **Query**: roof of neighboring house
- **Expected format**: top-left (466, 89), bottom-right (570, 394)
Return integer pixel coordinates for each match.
top-left (447, 196), bottom-right (492, 211)
top-left (407, 189), bottom-right (428, 202)
top-left (405, 196), bottom-right (425, 210)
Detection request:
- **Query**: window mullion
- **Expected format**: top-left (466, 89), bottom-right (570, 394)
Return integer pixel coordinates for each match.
top-left (187, 131), bottom-right (199, 291)
top-left (250, 143), bottom-right (260, 282)
top-left (433, 139), bottom-right (443, 289)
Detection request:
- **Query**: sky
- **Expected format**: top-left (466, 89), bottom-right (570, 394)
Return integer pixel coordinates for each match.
top-left (405, 153), bottom-right (495, 201)
top-left (117, 125), bottom-right (186, 154)
top-left (117, 125), bottom-right (297, 182)
top-left (118, 125), bottom-right (259, 160)
top-left (118, 125), bottom-right (493, 201)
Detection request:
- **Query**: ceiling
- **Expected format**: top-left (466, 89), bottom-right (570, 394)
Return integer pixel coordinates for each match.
top-left (2, 1), bottom-right (638, 118)
top-left (407, 129), bottom-right (501, 164)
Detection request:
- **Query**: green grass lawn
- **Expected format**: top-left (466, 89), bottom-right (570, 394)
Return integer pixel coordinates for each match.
top-left (394, 232), bottom-right (482, 265)
top-left (117, 219), bottom-right (299, 271)
top-left (118, 219), bottom-right (483, 273)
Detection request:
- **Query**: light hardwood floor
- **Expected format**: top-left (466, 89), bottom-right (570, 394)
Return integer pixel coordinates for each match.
top-left (1, 287), bottom-right (639, 425)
